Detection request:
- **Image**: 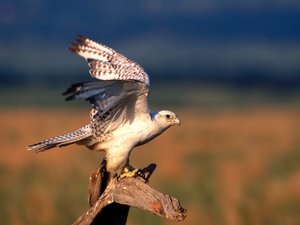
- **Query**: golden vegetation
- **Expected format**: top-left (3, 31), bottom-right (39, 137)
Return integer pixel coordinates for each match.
top-left (0, 106), bottom-right (300, 225)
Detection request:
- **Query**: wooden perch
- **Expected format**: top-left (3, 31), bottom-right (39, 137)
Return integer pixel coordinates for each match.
top-left (72, 162), bottom-right (186, 225)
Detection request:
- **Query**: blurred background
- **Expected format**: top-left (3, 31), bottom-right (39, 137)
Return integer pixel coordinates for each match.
top-left (1, 1), bottom-right (300, 225)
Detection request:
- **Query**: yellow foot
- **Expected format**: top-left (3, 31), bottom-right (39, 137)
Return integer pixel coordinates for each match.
top-left (119, 167), bottom-right (145, 179)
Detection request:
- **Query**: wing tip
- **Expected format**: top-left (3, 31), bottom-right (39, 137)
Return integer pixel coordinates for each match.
top-left (62, 82), bottom-right (86, 101)
top-left (68, 34), bottom-right (88, 54)
top-left (68, 44), bottom-right (77, 53)
top-left (77, 34), bottom-right (88, 42)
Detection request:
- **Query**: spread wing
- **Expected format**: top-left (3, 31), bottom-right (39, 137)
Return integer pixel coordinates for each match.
top-left (65, 36), bottom-right (151, 137)
top-left (69, 35), bottom-right (149, 85)
top-left (63, 80), bottom-right (149, 137)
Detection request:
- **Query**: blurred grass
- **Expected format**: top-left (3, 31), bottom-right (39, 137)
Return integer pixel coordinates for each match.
top-left (1, 82), bottom-right (300, 109)
top-left (0, 85), bottom-right (300, 225)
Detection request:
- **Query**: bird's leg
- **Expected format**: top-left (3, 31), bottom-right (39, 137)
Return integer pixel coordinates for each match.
top-left (119, 164), bottom-right (145, 179)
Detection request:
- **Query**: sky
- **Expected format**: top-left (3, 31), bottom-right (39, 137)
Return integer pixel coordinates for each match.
top-left (0, 0), bottom-right (300, 86)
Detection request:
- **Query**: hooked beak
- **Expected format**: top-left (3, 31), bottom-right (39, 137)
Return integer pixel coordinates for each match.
top-left (173, 117), bottom-right (181, 126)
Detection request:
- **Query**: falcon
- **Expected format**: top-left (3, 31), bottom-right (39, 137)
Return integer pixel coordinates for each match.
top-left (28, 35), bottom-right (180, 178)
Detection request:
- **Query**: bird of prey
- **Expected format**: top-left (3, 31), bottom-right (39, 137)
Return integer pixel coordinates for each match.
top-left (28, 35), bottom-right (180, 178)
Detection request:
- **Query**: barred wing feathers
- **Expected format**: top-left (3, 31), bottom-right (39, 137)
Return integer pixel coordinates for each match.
top-left (69, 35), bottom-right (150, 85)
top-left (28, 36), bottom-right (151, 153)
top-left (67, 35), bottom-right (151, 135)
top-left (63, 80), bottom-right (150, 135)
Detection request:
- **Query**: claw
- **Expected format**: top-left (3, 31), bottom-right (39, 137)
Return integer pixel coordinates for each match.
top-left (119, 166), bottom-right (145, 179)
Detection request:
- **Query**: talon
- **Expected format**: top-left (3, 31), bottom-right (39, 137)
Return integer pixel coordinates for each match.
top-left (123, 167), bottom-right (130, 173)
top-left (119, 166), bottom-right (145, 179)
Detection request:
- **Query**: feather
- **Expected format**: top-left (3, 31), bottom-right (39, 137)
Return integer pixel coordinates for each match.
top-left (27, 125), bottom-right (92, 153)
top-left (69, 35), bottom-right (150, 85)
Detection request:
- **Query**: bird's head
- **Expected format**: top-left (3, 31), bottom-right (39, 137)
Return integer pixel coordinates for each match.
top-left (153, 110), bottom-right (180, 129)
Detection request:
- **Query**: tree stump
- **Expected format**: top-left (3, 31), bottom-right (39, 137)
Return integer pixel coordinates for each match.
top-left (72, 161), bottom-right (186, 225)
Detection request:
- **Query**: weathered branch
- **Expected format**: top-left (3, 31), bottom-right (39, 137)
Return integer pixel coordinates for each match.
top-left (72, 163), bottom-right (186, 225)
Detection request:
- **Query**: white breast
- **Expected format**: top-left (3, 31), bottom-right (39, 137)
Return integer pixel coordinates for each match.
top-left (104, 116), bottom-right (160, 173)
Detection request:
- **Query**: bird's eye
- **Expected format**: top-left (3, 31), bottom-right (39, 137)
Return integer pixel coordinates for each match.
top-left (166, 114), bottom-right (171, 119)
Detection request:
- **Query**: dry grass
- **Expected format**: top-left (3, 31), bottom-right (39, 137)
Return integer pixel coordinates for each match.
top-left (0, 106), bottom-right (300, 225)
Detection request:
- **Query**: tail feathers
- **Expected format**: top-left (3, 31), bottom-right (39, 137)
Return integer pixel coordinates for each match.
top-left (27, 125), bottom-right (92, 153)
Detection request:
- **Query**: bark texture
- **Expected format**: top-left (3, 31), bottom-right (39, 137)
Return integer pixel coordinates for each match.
top-left (72, 162), bottom-right (186, 225)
